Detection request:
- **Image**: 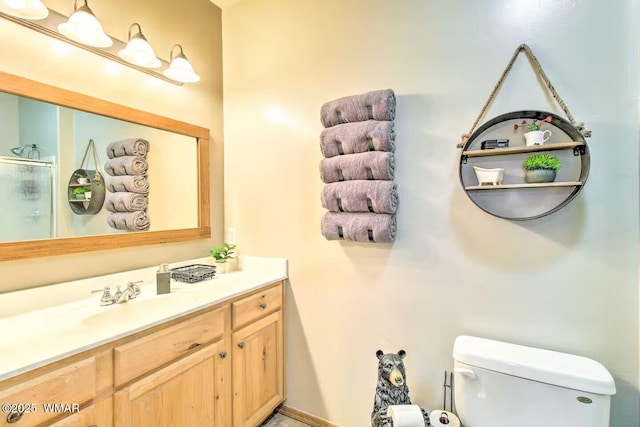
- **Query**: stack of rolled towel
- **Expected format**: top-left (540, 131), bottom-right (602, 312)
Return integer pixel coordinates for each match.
top-left (319, 89), bottom-right (398, 243)
top-left (104, 138), bottom-right (151, 231)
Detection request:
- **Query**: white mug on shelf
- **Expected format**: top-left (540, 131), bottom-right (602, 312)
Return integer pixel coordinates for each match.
top-left (524, 129), bottom-right (552, 146)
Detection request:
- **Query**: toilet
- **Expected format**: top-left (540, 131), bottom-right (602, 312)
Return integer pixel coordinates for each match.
top-left (452, 335), bottom-right (616, 427)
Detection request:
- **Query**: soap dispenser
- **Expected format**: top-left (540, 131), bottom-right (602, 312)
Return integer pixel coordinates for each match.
top-left (157, 263), bottom-right (171, 294)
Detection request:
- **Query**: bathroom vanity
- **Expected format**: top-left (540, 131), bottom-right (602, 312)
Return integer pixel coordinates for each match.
top-left (0, 257), bottom-right (286, 427)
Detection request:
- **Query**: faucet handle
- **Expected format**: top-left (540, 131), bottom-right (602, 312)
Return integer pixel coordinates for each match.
top-left (99, 286), bottom-right (114, 306)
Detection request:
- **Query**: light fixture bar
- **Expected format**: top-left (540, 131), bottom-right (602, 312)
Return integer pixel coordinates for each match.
top-left (0, 8), bottom-right (183, 85)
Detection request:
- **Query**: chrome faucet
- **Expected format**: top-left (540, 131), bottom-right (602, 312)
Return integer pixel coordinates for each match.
top-left (97, 281), bottom-right (142, 306)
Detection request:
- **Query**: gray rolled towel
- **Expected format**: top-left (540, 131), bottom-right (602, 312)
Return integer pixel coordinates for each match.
top-left (104, 156), bottom-right (148, 176)
top-left (321, 181), bottom-right (398, 214)
top-left (320, 120), bottom-right (395, 158)
top-left (320, 89), bottom-right (396, 128)
top-left (104, 192), bottom-right (148, 212)
top-left (107, 211), bottom-right (150, 231)
top-left (106, 138), bottom-right (149, 159)
top-left (321, 212), bottom-right (396, 242)
top-left (320, 152), bottom-right (395, 183)
top-left (106, 175), bottom-right (149, 194)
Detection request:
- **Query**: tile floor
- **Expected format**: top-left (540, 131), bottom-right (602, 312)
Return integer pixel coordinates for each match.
top-left (260, 413), bottom-right (312, 427)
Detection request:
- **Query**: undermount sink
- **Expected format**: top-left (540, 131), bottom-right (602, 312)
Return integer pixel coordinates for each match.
top-left (81, 293), bottom-right (199, 328)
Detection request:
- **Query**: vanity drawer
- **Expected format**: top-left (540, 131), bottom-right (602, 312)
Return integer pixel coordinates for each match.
top-left (114, 308), bottom-right (226, 387)
top-left (0, 357), bottom-right (96, 427)
top-left (232, 284), bottom-right (282, 329)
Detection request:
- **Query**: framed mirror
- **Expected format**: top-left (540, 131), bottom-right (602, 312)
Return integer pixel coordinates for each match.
top-left (0, 71), bottom-right (211, 261)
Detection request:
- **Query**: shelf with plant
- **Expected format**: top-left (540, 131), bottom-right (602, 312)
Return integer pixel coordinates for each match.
top-left (465, 152), bottom-right (581, 190)
top-left (458, 109), bottom-right (590, 220)
top-left (69, 187), bottom-right (93, 202)
top-left (462, 141), bottom-right (585, 158)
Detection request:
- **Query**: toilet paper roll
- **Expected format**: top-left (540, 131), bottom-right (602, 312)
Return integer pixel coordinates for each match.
top-left (429, 410), bottom-right (461, 427)
top-left (387, 404), bottom-right (425, 427)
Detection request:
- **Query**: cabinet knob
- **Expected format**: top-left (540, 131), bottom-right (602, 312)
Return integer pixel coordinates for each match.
top-left (237, 342), bottom-right (245, 349)
top-left (259, 303), bottom-right (267, 309)
top-left (219, 351), bottom-right (227, 359)
top-left (6, 411), bottom-right (23, 423)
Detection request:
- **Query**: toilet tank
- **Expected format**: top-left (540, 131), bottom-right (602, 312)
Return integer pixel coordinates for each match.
top-left (452, 336), bottom-right (616, 427)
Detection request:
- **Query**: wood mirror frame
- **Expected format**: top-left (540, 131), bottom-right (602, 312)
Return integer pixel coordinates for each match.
top-left (0, 71), bottom-right (211, 261)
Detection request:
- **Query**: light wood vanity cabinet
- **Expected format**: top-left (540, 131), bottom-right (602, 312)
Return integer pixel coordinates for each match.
top-left (231, 286), bottom-right (284, 427)
top-left (0, 281), bottom-right (285, 427)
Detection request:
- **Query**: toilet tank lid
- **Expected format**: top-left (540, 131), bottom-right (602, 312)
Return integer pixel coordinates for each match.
top-left (453, 336), bottom-right (616, 395)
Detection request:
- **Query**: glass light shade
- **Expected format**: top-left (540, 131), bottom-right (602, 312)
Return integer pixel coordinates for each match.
top-left (0, 0), bottom-right (48, 20)
top-left (163, 56), bottom-right (200, 83)
top-left (117, 25), bottom-right (161, 68)
top-left (57, 4), bottom-right (112, 48)
top-left (163, 46), bottom-right (200, 84)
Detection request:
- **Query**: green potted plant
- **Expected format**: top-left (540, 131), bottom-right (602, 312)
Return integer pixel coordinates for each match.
top-left (73, 187), bottom-right (86, 199)
top-left (209, 242), bottom-right (237, 274)
top-left (522, 153), bottom-right (561, 183)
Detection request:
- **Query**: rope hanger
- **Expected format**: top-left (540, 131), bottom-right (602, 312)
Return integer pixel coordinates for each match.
top-left (458, 44), bottom-right (591, 148)
top-left (79, 138), bottom-right (103, 181)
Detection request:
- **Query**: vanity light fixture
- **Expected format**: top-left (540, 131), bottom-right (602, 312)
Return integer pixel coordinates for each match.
top-left (163, 44), bottom-right (200, 83)
top-left (57, 0), bottom-right (112, 48)
top-left (0, 0), bottom-right (48, 20)
top-left (0, 3), bottom-right (199, 85)
top-left (117, 23), bottom-right (161, 69)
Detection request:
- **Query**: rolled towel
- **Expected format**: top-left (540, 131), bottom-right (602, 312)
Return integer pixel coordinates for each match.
top-left (106, 138), bottom-right (149, 159)
top-left (320, 151), bottom-right (395, 183)
top-left (107, 211), bottom-right (150, 231)
top-left (321, 212), bottom-right (396, 242)
top-left (104, 192), bottom-right (148, 212)
top-left (320, 89), bottom-right (396, 128)
top-left (322, 181), bottom-right (398, 214)
top-left (320, 120), bottom-right (395, 158)
top-left (106, 175), bottom-right (149, 194)
top-left (104, 156), bottom-right (148, 176)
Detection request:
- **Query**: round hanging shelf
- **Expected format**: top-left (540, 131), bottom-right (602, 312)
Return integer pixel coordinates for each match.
top-left (67, 168), bottom-right (106, 215)
top-left (458, 110), bottom-right (590, 220)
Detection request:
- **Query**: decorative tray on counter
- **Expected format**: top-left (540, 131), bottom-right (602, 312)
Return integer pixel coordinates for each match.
top-left (170, 264), bottom-right (216, 283)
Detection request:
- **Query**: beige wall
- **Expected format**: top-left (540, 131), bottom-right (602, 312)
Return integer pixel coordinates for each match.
top-left (222, 0), bottom-right (640, 425)
top-left (0, 0), bottom-right (223, 291)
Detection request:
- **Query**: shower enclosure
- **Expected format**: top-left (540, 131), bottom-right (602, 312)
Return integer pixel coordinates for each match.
top-left (0, 156), bottom-right (54, 242)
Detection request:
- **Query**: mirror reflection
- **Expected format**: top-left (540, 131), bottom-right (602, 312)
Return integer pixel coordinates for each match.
top-left (0, 92), bottom-right (198, 243)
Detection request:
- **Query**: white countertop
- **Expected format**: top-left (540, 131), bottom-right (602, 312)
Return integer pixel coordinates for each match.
top-left (0, 256), bottom-right (288, 382)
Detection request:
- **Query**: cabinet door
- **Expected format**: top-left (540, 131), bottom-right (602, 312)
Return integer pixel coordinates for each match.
top-left (232, 311), bottom-right (284, 427)
top-left (114, 340), bottom-right (230, 427)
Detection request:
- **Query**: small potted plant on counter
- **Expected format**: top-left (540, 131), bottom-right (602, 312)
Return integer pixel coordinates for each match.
top-left (73, 187), bottom-right (86, 199)
top-left (209, 242), bottom-right (237, 274)
top-left (522, 153), bottom-right (561, 183)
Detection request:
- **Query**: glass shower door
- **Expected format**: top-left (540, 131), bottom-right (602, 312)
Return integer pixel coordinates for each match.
top-left (0, 157), bottom-right (54, 242)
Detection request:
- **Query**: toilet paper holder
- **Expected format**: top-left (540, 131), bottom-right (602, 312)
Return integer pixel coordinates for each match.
top-left (443, 371), bottom-right (453, 413)
top-left (429, 371), bottom-right (460, 426)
